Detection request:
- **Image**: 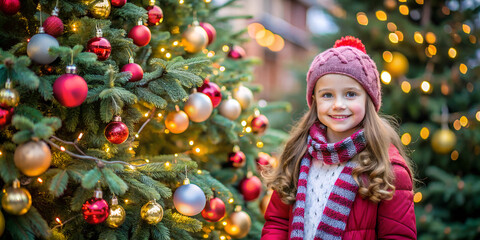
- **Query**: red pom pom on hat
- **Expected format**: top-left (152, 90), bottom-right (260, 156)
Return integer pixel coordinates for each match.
top-left (333, 36), bottom-right (366, 54)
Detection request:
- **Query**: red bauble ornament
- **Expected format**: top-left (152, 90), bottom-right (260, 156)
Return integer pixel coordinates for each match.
top-left (82, 189), bottom-right (109, 224)
top-left (197, 79), bottom-right (221, 108)
top-left (121, 57), bottom-right (144, 82)
top-left (228, 151), bottom-right (246, 168)
top-left (146, 5), bottom-right (163, 26)
top-left (199, 22), bottom-right (216, 46)
top-left (104, 116), bottom-right (129, 144)
top-left (87, 29), bottom-right (111, 61)
top-left (53, 65), bottom-right (88, 108)
top-left (0, 107), bottom-right (13, 128)
top-left (256, 152), bottom-right (270, 172)
top-left (128, 25), bottom-right (151, 47)
top-left (201, 197), bottom-right (226, 222)
top-left (239, 175), bottom-right (262, 201)
top-left (228, 46), bottom-right (246, 59)
top-left (0, 0), bottom-right (20, 15)
top-left (43, 7), bottom-right (63, 37)
top-left (250, 114), bottom-right (269, 134)
top-left (111, 0), bottom-right (127, 7)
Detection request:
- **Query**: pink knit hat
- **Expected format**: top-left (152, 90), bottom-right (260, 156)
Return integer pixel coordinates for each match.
top-left (306, 36), bottom-right (381, 111)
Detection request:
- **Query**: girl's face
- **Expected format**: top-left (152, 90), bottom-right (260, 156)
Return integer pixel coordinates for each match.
top-left (313, 74), bottom-right (367, 142)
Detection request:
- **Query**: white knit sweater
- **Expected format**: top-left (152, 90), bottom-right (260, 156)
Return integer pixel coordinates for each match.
top-left (304, 160), bottom-right (347, 239)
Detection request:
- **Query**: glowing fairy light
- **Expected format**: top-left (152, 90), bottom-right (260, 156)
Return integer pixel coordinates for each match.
top-left (77, 133), bottom-right (84, 140)
top-left (222, 45), bottom-right (230, 52)
top-left (401, 81), bottom-right (411, 93)
top-left (420, 127), bottom-right (430, 139)
top-left (380, 71), bottom-right (392, 84)
top-left (37, 178), bottom-right (43, 183)
top-left (376, 10), bottom-right (387, 21)
top-left (421, 81), bottom-right (431, 93)
top-left (189, 140), bottom-right (194, 146)
top-left (414, 32), bottom-right (423, 43)
top-left (401, 133), bottom-right (411, 145)
top-left (356, 12), bottom-right (368, 25)
top-left (60, 146), bottom-right (66, 151)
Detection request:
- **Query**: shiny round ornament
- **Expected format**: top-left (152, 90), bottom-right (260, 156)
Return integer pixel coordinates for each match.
top-left (121, 58), bottom-right (143, 82)
top-left (224, 210), bottom-right (252, 239)
top-left (128, 24), bottom-right (151, 47)
top-left (0, 81), bottom-right (19, 108)
top-left (383, 52), bottom-right (409, 78)
top-left (260, 190), bottom-right (273, 215)
top-left (182, 24), bottom-right (208, 53)
top-left (14, 140), bottom-right (52, 177)
top-left (197, 80), bottom-right (222, 108)
top-left (111, 0), bottom-right (127, 7)
top-left (82, 190), bottom-right (109, 224)
top-left (184, 92), bottom-right (213, 122)
top-left (141, 200), bottom-right (164, 224)
top-left (256, 152), bottom-right (271, 172)
top-left (0, 0), bottom-right (20, 15)
top-left (0, 107), bottom-right (13, 128)
top-left (43, 7), bottom-right (63, 37)
top-left (87, 29), bottom-right (111, 61)
top-left (173, 179), bottom-right (206, 216)
top-left (105, 196), bottom-right (125, 228)
top-left (228, 151), bottom-right (246, 168)
top-left (165, 110), bottom-right (189, 134)
top-left (85, 0), bottom-right (111, 19)
top-left (146, 5), bottom-right (163, 26)
top-left (0, 210), bottom-right (4, 236)
top-left (250, 114), bottom-right (269, 134)
top-left (219, 98), bottom-right (241, 120)
top-left (228, 45), bottom-right (246, 59)
top-left (199, 22), bottom-right (216, 46)
top-left (232, 85), bottom-right (253, 110)
top-left (1, 180), bottom-right (31, 215)
top-left (27, 29), bottom-right (59, 65)
top-left (104, 116), bottom-right (129, 144)
top-left (53, 65), bottom-right (88, 108)
top-left (431, 129), bottom-right (457, 154)
top-left (201, 197), bottom-right (226, 222)
top-left (239, 175), bottom-right (262, 201)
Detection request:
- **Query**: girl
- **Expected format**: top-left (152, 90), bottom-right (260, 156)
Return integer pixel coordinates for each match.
top-left (261, 36), bottom-right (416, 240)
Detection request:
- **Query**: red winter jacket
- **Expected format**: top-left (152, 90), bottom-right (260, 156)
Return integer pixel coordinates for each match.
top-left (261, 145), bottom-right (416, 240)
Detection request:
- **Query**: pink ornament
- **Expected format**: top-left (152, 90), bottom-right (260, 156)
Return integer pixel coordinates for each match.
top-left (197, 79), bottom-right (222, 108)
top-left (239, 175), bottom-right (262, 201)
top-left (121, 58), bottom-right (143, 82)
top-left (128, 24), bottom-right (151, 47)
top-left (228, 151), bottom-right (246, 168)
top-left (87, 29), bottom-right (111, 61)
top-left (53, 65), bottom-right (88, 108)
top-left (146, 5), bottom-right (163, 26)
top-left (104, 116), bottom-right (129, 144)
top-left (111, 0), bottom-right (127, 7)
top-left (199, 22), bottom-right (216, 46)
top-left (82, 190), bottom-right (109, 224)
top-left (228, 46), bottom-right (246, 59)
top-left (0, 0), bottom-right (20, 15)
top-left (0, 107), bottom-right (14, 128)
top-left (43, 7), bottom-right (63, 37)
top-left (201, 197), bottom-right (226, 222)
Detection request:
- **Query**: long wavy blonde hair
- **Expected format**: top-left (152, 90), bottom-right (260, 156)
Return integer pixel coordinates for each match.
top-left (263, 98), bottom-right (413, 205)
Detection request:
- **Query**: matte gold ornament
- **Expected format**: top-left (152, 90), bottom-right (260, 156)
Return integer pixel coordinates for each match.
top-left (0, 210), bottom-right (4, 236)
top-left (141, 200), bottom-right (164, 225)
top-left (232, 85), bottom-right (253, 110)
top-left (182, 22), bottom-right (208, 53)
top-left (184, 92), bottom-right (213, 122)
top-left (165, 110), bottom-right (189, 134)
top-left (224, 206), bottom-right (251, 239)
top-left (1, 179), bottom-right (32, 215)
top-left (219, 98), bottom-right (241, 121)
top-left (431, 129), bottom-right (457, 154)
top-left (14, 140), bottom-right (52, 177)
top-left (85, 0), bottom-right (111, 19)
top-left (0, 80), bottom-right (19, 108)
top-left (105, 196), bottom-right (126, 228)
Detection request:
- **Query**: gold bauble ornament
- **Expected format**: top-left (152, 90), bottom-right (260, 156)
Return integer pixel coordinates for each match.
top-left (182, 22), bottom-right (208, 54)
top-left (431, 129), bottom-right (457, 154)
top-left (232, 85), bottom-right (254, 110)
top-left (141, 200), bottom-right (163, 225)
top-left (105, 196), bottom-right (126, 228)
top-left (85, 0), bottom-right (111, 19)
top-left (224, 207), bottom-right (251, 239)
top-left (165, 110), bottom-right (189, 134)
top-left (0, 210), bottom-right (4, 236)
top-left (383, 52), bottom-right (409, 78)
top-left (14, 140), bottom-right (52, 177)
top-left (259, 189), bottom-right (273, 215)
top-left (0, 80), bottom-right (19, 108)
top-left (1, 179), bottom-right (32, 215)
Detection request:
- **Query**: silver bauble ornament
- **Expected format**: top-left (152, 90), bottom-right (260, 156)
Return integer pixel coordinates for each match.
top-left (232, 86), bottom-right (253, 110)
top-left (173, 179), bottom-right (206, 216)
top-left (182, 23), bottom-right (208, 53)
top-left (27, 28), bottom-right (59, 65)
top-left (219, 98), bottom-right (242, 121)
top-left (184, 92), bottom-right (213, 122)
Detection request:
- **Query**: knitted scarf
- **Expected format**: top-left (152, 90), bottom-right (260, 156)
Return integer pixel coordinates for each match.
top-left (289, 122), bottom-right (367, 240)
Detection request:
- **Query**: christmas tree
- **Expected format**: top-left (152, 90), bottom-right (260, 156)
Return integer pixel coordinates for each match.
top-left (0, 0), bottom-right (289, 239)
top-left (312, 0), bottom-right (480, 239)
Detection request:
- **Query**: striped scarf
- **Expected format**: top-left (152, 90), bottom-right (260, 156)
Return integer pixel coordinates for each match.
top-left (289, 122), bottom-right (367, 240)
